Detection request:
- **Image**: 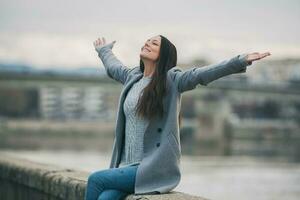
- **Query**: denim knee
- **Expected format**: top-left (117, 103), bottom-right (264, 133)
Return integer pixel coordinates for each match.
top-left (87, 171), bottom-right (105, 189)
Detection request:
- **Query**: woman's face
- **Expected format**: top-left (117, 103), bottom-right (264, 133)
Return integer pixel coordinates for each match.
top-left (140, 35), bottom-right (161, 62)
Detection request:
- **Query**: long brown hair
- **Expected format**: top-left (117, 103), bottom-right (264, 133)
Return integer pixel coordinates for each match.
top-left (135, 35), bottom-right (182, 128)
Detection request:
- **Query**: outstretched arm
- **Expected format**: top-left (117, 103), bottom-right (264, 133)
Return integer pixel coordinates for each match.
top-left (171, 52), bottom-right (271, 93)
top-left (94, 37), bottom-right (133, 85)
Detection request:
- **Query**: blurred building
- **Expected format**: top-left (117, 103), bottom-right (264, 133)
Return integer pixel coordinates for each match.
top-left (39, 86), bottom-right (107, 120)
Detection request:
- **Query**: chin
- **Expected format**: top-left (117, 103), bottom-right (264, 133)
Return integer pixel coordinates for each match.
top-left (140, 52), bottom-right (148, 59)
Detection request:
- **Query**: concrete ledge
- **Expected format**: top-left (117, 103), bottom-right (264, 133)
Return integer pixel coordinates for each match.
top-left (0, 153), bottom-right (210, 200)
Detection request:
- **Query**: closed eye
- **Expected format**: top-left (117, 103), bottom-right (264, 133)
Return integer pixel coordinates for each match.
top-left (147, 39), bottom-right (159, 46)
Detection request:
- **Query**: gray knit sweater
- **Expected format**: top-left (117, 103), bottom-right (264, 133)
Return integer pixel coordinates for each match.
top-left (119, 75), bottom-right (152, 168)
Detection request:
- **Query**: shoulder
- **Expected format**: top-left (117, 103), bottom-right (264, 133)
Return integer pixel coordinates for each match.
top-left (167, 66), bottom-right (184, 81)
top-left (168, 66), bottom-right (183, 73)
top-left (168, 66), bottom-right (184, 75)
top-left (129, 66), bottom-right (142, 75)
top-left (126, 66), bottom-right (184, 82)
top-left (126, 66), bottom-right (142, 80)
top-left (165, 66), bottom-right (185, 92)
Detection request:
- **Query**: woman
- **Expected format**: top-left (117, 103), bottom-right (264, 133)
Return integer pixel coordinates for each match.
top-left (85, 35), bottom-right (271, 200)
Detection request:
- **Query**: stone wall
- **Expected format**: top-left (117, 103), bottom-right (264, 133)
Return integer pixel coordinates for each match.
top-left (0, 153), bottom-right (210, 200)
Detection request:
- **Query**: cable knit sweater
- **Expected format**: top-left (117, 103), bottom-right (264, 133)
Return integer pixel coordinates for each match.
top-left (119, 75), bottom-right (152, 167)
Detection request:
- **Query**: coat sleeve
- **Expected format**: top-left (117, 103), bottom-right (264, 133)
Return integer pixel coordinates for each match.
top-left (170, 53), bottom-right (252, 93)
top-left (97, 42), bottom-right (134, 85)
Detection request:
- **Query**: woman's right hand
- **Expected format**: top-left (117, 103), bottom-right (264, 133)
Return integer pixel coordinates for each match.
top-left (93, 37), bottom-right (116, 53)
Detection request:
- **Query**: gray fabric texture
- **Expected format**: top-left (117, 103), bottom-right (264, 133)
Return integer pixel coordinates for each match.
top-left (119, 76), bottom-right (152, 168)
top-left (97, 40), bottom-right (252, 195)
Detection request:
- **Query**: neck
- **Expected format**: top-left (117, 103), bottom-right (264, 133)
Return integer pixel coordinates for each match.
top-left (142, 59), bottom-right (156, 77)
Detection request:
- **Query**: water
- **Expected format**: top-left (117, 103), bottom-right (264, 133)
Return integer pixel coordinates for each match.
top-left (1, 149), bottom-right (300, 200)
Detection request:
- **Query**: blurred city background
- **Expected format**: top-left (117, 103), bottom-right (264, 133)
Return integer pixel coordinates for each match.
top-left (0, 0), bottom-right (300, 200)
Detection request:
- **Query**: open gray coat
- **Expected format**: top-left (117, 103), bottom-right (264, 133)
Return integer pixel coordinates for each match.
top-left (97, 41), bottom-right (252, 195)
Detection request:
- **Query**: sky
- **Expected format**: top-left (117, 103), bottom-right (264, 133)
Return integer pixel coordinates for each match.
top-left (0, 0), bottom-right (299, 69)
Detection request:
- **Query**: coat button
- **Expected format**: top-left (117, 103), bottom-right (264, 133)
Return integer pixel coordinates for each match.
top-left (156, 142), bottom-right (160, 147)
top-left (157, 128), bottom-right (162, 132)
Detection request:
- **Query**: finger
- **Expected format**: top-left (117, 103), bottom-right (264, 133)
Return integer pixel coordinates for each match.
top-left (102, 37), bottom-right (106, 45)
top-left (250, 54), bottom-right (261, 61)
top-left (98, 38), bottom-right (102, 46)
top-left (261, 52), bottom-right (270, 58)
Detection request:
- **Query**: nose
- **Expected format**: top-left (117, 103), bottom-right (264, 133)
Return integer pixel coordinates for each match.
top-left (142, 42), bottom-right (149, 51)
top-left (145, 41), bottom-right (151, 47)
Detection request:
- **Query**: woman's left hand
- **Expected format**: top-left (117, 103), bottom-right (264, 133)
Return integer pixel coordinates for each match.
top-left (245, 52), bottom-right (271, 63)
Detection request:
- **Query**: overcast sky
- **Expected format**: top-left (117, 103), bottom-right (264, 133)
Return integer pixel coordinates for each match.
top-left (0, 0), bottom-right (299, 69)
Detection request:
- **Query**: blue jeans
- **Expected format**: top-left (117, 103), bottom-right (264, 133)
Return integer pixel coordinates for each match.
top-left (84, 164), bottom-right (139, 200)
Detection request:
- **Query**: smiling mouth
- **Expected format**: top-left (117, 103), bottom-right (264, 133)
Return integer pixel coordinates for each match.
top-left (142, 47), bottom-right (151, 52)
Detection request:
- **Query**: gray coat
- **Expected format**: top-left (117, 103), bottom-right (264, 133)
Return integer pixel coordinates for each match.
top-left (97, 41), bottom-right (252, 195)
